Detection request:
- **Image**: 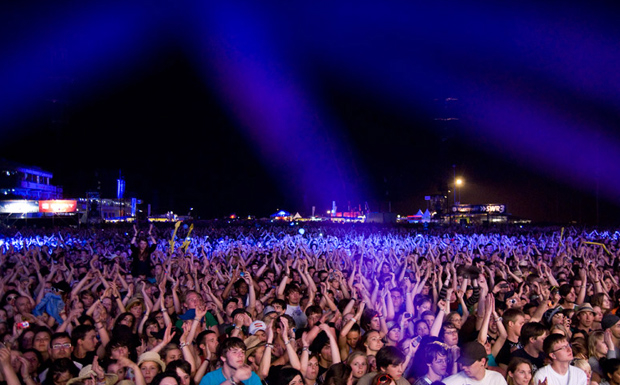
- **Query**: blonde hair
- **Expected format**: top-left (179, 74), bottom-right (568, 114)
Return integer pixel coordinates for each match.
top-left (572, 359), bottom-right (591, 376)
top-left (588, 331), bottom-right (605, 358)
top-left (549, 324), bottom-right (571, 339)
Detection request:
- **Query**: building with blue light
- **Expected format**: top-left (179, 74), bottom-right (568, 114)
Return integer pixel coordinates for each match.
top-left (0, 160), bottom-right (63, 199)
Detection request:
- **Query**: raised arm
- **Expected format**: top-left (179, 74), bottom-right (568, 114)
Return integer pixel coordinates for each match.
top-left (338, 302), bottom-right (365, 359)
top-left (281, 317), bottom-right (301, 370)
top-left (576, 268), bottom-right (587, 306)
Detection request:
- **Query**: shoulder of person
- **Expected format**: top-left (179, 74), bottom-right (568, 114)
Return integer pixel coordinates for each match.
top-left (356, 372), bottom-right (377, 385)
top-left (532, 365), bottom-right (551, 379)
top-left (570, 365), bottom-right (588, 378)
top-left (485, 369), bottom-right (508, 383)
top-left (442, 372), bottom-right (467, 385)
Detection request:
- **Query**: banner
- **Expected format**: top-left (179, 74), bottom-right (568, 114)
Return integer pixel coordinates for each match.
top-left (39, 200), bottom-right (77, 213)
top-left (0, 200), bottom-right (39, 213)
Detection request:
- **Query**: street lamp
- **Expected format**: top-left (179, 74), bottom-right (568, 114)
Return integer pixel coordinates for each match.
top-left (455, 178), bottom-right (463, 205)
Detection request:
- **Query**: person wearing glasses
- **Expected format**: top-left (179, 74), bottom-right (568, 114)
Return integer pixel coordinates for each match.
top-left (39, 333), bottom-right (84, 383)
top-left (532, 333), bottom-right (587, 385)
top-left (412, 342), bottom-right (448, 385)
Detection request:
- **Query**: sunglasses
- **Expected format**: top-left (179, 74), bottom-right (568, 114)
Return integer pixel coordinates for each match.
top-left (377, 374), bottom-right (394, 384)
top-left (7, 296), bottom-right (17, 301)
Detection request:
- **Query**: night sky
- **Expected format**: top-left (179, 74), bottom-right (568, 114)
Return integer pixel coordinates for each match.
top-left (2, 1), bottom-right (620, 224)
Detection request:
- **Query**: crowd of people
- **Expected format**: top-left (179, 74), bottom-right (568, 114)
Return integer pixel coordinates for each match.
top-left (1, 221), bottom-right (620, 385)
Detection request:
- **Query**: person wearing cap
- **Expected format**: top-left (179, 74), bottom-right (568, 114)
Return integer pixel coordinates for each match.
top-left (543, 307), bottom-right (565, 328)
top-left (532, 333), bottom-right (587, 385)
top-left (247, 321), bottom-right (267, 342)
top-left (573, 302), bottom-right (595, 335)
top-left (137, 351), bottom-right (166, 385)
top-left (443, 341), bottom-right (507, 385)
top-left (243, 336), bottom-right (266, 378)
top-left (66, 360), bottom-right (118, 385)
top-left (198, 337), bottom-right (262, 385)
top-left (603, 314), bottom-right (620, 358)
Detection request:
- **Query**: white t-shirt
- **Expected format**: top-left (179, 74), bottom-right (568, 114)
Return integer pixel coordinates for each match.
top-left (285, 304), bottom-right (307, 328)
top-left (533, 365), bottom-right (587, 385)
top-left (443, 370), bottom-right (507, 385)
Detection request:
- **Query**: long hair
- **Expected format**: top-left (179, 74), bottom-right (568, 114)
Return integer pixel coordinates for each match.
top-left (150, 372), bottom-right (181, 385)
top-left (166, 360), bottom-right (195, 385)
top-left (588, 330), bottom-right (605, 358)
top-left (506, 357), bottom-right (533, 385)
top-left (276, 367), bottom-right (303, 385)
top-left (324, 362), bottom-right (352, 385)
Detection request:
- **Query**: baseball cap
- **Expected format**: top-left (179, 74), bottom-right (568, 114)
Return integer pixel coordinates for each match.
top-left (457, 341), bottom-right (487, 366)
top-left (543, 307), bottom-right (564, 325)
top-left (248, 321), bottom-right (267, 335)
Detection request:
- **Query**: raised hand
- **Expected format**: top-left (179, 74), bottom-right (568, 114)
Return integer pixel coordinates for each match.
top-left (162, 324), bottom-right (176, 345)
top-left (92, 356), bottom-right (105, 380)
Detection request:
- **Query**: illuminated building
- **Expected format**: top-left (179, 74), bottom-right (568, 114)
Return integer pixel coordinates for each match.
top-left (0, 160), bottom-right (63, 199)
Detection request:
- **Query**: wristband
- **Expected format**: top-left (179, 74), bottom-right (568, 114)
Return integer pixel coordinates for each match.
top-left (302, 347), bottom-right (309, 352)
top-left (351, 317), bottom-right (357, 324)
top-left (284, 339), bottom-right (291, 345)
top-left (229, 377), bottom-right (238, 385)
top-left (265, 343), bottom-right (273, 349)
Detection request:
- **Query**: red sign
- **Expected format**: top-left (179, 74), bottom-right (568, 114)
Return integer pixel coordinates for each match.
top-left (39, 200), bottom-right (77, 213)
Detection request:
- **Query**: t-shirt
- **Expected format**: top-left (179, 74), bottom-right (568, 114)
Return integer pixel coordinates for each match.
top-left (199, 368), bottom-right (262, 385)
top-left (72, 351), bottom-right (97, 367)
top-left (532, 365), bottom-right (587, 385)
top-left (412, 376), bottom-right (433, 385)
top-left (357, 372), bottom-right (411, 385)
top-left (285, 304), bottom-right (307, 329)
top-left (495, 338), bottom-right (522, 366)
top-left (443, 370), bottom-right (507, 385)
top-left (512, 348), bottom-right (545, 373)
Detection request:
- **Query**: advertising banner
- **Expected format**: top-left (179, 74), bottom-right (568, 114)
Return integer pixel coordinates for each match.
top-left (39, 200), bottom-right (77, 213)
top-left (0, 200), bottom-right (40, 213)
